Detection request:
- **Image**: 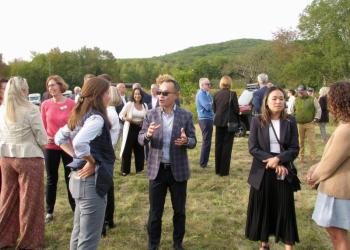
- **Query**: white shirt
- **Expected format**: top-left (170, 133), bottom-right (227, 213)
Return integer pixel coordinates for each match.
top-left (107, 106), bottom-right (120, 149)
top-left (269, 119), bottom-right (281, 153)
top-left (151, 96), bottom-right (158, 109)
top-left (55, 114), bottom-right (104, 158)
top-left (161, 106), bottom-right (175, 163)
top-left (121, 95), bottom-right (127, 105)
top-left (287, 95), bottom-right (295, 115)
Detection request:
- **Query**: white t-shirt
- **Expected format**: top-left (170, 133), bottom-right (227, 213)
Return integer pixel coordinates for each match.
top-left (269, 119), bottom-right (281, 153)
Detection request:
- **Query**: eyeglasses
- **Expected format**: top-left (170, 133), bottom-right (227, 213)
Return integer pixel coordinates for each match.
top-left (156, 90), bottom-right (175, 96)
top-left (204, 83), bottom-right (212, 86)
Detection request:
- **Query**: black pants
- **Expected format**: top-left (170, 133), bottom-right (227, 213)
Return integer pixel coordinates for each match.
top-left (215, 126), bottom-right (235, 176)
top-left (198, 119), bottom-right (213, 168)
top-left (121, 124), bottom-right (144, 174)
top-left (148, 164), bottom-right (187, 249)
top-left (105, 182), bottom-right (115, 224)
top-left (44, 149), bottom-right (75, 213)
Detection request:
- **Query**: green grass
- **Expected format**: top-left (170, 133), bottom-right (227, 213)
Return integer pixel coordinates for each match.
top-left (45, 125), bottom-right (335, 249)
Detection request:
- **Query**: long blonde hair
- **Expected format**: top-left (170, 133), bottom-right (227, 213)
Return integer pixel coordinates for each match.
top-left (3, 76), bottom-right (31, 122)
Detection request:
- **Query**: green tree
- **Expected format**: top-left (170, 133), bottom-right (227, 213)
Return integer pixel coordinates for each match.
top-left (298, 0), bottom-right (350, 83)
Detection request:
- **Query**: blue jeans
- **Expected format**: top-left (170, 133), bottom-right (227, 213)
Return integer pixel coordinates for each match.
top-left (69, 172), bottom-right (106, 250)
top-left (198, 119), bottom-right (213, 167)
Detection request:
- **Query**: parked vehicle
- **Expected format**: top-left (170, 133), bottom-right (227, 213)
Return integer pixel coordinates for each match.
top-left (237, 83), bottom-right (259, 136)
top-left (28, 93), bottom-right (41, 106)
top-left (62, 90), bottom-right (73, 99)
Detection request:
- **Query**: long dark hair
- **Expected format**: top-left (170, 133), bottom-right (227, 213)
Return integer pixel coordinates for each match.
top-left (260, 86), bottom-right (287, 126)
top-left (68, 77), bottom-right (110, 130)
top-left (130, 87), bottom-right (144, 103)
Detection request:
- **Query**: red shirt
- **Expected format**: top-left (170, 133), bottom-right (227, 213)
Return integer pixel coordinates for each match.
top-left (41, 98), bottom-right (75, 150)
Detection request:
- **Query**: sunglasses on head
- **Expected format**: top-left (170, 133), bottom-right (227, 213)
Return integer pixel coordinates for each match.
top-left (156, 90), bottom-right (175, 96)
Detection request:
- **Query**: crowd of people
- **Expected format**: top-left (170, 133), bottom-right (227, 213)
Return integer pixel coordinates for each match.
top-left (0, 72), bottom-right (349, 250)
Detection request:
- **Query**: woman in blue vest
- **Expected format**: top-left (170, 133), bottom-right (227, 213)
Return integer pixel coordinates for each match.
top-left (55, 77), bottom-right (115, 250)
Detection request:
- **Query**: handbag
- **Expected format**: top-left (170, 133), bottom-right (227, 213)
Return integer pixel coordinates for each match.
top-left (270, 122), bottom-right (301, 192)
top-left (227, 91), bottom-right (240, 133)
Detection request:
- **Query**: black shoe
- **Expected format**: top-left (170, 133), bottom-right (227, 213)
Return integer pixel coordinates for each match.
top-left (108, 221), bottom-right (115, 229)
top-left (101, 223), bottom-right (107, 237)
top-left (173, 243), bottom-right (184, 250)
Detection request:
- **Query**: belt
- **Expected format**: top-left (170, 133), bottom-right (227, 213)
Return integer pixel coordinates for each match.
top-left (160, 162), bottom-right (172, 170)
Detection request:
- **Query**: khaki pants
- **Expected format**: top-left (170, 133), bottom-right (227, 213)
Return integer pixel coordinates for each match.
top-left (297, 122), bottom-right (316, 161)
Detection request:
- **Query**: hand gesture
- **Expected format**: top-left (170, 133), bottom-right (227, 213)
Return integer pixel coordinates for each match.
top-left (78, 161), bottom-right (95, 178)
top-left (263, 156), bottom-right (280, 169)
top-left (146, 122), bottom-right (160, 139)
top-left (174, 128), bottom-right (188, 146)
top-left (275, 165), bottom-right (289, 176)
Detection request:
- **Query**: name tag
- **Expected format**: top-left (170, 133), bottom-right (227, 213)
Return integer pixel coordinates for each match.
top-left (60, 105), bottom-right (68, 110)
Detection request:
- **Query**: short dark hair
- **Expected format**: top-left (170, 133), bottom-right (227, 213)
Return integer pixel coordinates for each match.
top-left (288, 89), bottom-right (296, 96)
top-left (0, 78), bottom-right (8, 83)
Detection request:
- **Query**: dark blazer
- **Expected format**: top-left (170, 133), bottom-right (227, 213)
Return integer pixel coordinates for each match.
top-left (252, 86), bottom-right (268, 114)
top-left (116, 95), bottom-right (128, 117)
top-left (213, 89), bottom-right (239, 127)
top-left (248, 115), bottom-right (299, 190)
top-left (138, 106), bottom-right (196, 181)
top-left (142, 90), bottom-right (152, 109)
top-left (319, 96), bottom-right (329, 123)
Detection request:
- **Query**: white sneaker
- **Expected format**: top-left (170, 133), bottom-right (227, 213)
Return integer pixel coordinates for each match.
top-left (45, 213), bottom-right (53, 223)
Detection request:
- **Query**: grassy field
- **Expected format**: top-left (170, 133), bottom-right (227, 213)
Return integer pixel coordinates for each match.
top-left (45, 125), bottom-right (334, 250)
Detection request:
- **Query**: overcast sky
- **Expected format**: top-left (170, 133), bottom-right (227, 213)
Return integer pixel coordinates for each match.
top-left (1, 0), bottom-right (313, 63)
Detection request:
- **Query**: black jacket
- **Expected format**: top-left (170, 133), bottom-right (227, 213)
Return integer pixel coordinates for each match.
top-left (248, 115), bottom-right (299, 190)
top-left (319, 96), bottom-right (329, 123)
top-left (213, 89), bottom-right (239, 127)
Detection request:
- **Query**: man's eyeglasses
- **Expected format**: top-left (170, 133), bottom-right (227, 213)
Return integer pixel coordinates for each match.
top-left (204, 82), bottom-right (212, 87)
top-left (156, 90), bottom-right (175, 96)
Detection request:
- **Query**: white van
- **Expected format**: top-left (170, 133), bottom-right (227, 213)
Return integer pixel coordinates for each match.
top-left (28, 93), bottom-right (41, 106)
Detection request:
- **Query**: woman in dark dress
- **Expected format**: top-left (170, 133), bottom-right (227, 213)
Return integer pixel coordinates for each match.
top-left (212, 75), bottom-right (239, 176)
top-left (318, 87), bottom-right (330, 143)
top-left (245, 87), bottom-right (300, 250)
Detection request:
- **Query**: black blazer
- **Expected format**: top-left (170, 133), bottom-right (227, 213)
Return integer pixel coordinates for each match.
top-left (248, 115), bottom-right (299, 190)
top-left (213, 89), bottom-right (239, 127)
top-left (319, 96), bottom-right (329, 123)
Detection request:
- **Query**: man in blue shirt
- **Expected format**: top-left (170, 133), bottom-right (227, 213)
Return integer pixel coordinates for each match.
top-left (252, 73), bottom-right (269, 114)
top-left (195, 78), bottom-right (214, 168)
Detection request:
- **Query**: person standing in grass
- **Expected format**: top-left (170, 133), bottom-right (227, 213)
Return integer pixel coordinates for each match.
top-left (213, 75), bottom-right (239, 176)
top-left (0, 76), bottom-right (47, 249)
top-left (307, 82), bottom-right (350, 250)
top-left (138, 78), bottom-right (196, 250)
top-left (245, 86), bottom-right (300, 250)
top-left (318, 86), bottom-right (330, 143)
top-left (119, 87), bottom-right (148, 176)
top-left (196, 77), bottom-right (214, 169)
top-left (0, 78), bottom-right (7, 194)
top-left (102, 85), bottom-right (121, 236)
top-left (55, 77), bottom-right (115, 250)
top-left (41, 75), bottom-right (76, 223)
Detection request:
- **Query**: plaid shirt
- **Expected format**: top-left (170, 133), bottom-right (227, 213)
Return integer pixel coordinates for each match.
top-left (138, 106), bottom-right (196, 181)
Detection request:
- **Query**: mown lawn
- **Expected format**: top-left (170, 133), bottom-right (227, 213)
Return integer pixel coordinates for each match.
top-left (45, 125), bottom-right (334, 250)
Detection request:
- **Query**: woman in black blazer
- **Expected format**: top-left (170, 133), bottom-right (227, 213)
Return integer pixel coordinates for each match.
top-left (245, 87), bottom-right (300, 250)
top-left (213, 75), bottom-right (239, 176)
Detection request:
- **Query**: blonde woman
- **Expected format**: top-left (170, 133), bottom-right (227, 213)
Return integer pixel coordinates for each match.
top-left (103, 85), bottom-right (121, 234)
top-left (0, 76), bottom-right (47, 249)
top-left (213, 76), bottom-right (239, 176)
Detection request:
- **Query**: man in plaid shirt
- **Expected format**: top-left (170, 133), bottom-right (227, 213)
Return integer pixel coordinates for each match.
top-left (138, 78), bottom-right (196, 250)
